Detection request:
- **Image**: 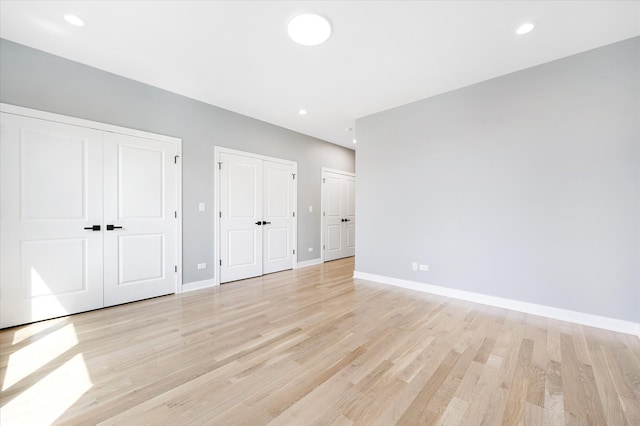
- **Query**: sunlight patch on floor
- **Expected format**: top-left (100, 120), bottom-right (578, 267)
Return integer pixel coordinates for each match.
top-left (3, 323), bottom-right (79, 391)
top-left (1, 353), bottom-right (92, 425)
top-left (11, 317), bottom-right (68, 345)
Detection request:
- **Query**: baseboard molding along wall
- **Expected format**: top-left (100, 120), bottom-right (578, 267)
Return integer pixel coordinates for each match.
top-left (353, 271), bottom-right (640, 338)
top-left (295, 258), bottom-right (322, 269)
top-left (181, 278), bottom-right (217, 293)
top-left (182, 259), bottom-right (323, 293)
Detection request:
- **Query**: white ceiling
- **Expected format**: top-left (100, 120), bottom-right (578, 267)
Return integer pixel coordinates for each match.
top-left (1, 1), bottom-right (639, 149)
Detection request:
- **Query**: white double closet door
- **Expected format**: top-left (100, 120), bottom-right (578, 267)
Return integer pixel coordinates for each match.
top-left (0, 109), bottom-right (179, 328)
top-left (218, 150), bottom-right (296, 283)
top-left (323, 169), bottom-right (356, 262)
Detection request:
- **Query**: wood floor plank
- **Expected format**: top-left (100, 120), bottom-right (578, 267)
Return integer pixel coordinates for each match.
top-left (1, 257), bottom-right (639, 425)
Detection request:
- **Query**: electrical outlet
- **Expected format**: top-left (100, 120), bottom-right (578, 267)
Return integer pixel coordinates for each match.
top-left (419, 264), bottom-right (429, 271)
top-left (309, 205), bottom-right (313, 212)
top-left (197, 263), bottom-right (207, 270)
top-left (412, 262), bottom-right (418, 271)
top-left (308, 247), bottom-right (314, 252)
top-left (198, 202), bottom-right (205, 212)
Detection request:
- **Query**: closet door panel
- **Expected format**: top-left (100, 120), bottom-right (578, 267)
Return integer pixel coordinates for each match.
top-left (263, 161), bottom-right (294, 274)
top-left (219, 152), bottom-right (263, 283)
top-left (103, 132), bottom-right (177, 306)
top-left (0, 113), bottom-right (104, 328)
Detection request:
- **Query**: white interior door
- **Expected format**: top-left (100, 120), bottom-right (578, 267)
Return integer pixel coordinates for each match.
top-left (218, 150), bottom-right (295, 283)
top-left (0, 113), bottom-right (104, 328)
top-left (262, 160), bottom-right (294, 274)
top-left (323, 173), bottom-right (344, 262)
top-left (323, 169), bottom-right (356, 262)
top-left (103, 132), bottom-right (178, 306)
top-left (219, 152), bottom-right (263, 283)
top-left (344, 175), bottom-right (356, 257)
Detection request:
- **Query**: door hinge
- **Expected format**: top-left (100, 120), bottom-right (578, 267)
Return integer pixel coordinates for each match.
top-left (174, 211), bottom-right (177, 218)
top-left (323, 212), bottom-right (326, 217)
top-left (323, 178), bottom-right (326, 183)
top-left (219, 259), bottom-right (222, 266)
top-left (219, 211), bottom-right (222, 218)
top-left (292, 211), bottom-right (295, 217)
top-left (293, 249), bottom-right (295, 255)
top-left (218, 162), bottom-right (222, 170)
top-left (323, 245), bottom-right (326, 250)
top-left (174, 155), bottom-right (179, 164)
top-left (174, 265), bottom-right (178, 273)
top-left (292, 173), bottom-right (296, 180)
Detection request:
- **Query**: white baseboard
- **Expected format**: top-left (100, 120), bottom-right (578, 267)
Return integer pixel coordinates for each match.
top-left (181, 278), bottom-right (218, 293)
top-left (295, 258), bottom-right (322, 269)
top-left (353, 271), bottom-right (640, 338)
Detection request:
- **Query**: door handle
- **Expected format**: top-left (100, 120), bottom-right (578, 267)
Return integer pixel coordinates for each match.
top-left (106, 225), bottom-right (123, 231)
top-left (255, 221), bottom-right (263, 225)
top-left (344, 219), bottom-right (351, 222)
top-left (263, 221), bottom-right (271, 225)
top-left (84, 225), bottom-right (101, 231)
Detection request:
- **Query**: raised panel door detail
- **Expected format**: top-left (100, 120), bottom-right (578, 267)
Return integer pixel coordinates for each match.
top-left (325, 177), bottom-right (342, 218)
top-left (228, 229), bottom-right (258, 268)
top-left (118, 234), bottom-right (164, 285)
top-left (22, 239), bottom-right (87, 297)
top-left (326, 224), bottom-right (342, 251)
top-left (265, 227), bottom-right (289, 262)
top-left (346, 179), bottom-right (356, 217)
top-left (347, 224), bottom-right (356, 251)
top-left (21, 130), bottom-right (87, 220)
top-left (265, 167), bottom-right (289, 218)
top-left (118, 145), bottom-right (163, 219)
top-left (228, 162), bottom-right (258, 218)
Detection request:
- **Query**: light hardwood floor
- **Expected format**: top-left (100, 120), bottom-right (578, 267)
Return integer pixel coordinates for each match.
top-left (1, 257), bottom-right (639, 425)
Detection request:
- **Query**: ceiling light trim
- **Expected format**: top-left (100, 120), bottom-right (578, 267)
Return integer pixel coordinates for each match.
top-left (288, 14), bottom-right (332, 46)
top-left (64, 13), bottom-right (85, 27)
top-left (516, 21), bottom-right (538, 35)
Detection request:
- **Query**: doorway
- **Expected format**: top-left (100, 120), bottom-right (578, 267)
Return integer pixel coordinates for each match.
top-left (215, 147), bottom-right (297, 283)
top-left (321, 168), bottom-right (356, 262)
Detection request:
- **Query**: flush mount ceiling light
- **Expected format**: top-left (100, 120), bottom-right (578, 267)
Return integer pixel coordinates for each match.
top-left (64, 13), bottom-right (85, 27)
top-left (288, 14), bottom-right (331, 46)
top-left (516, 21), bottom-right (537, 35)
top-left (298, 109), bottom-right (308, 115)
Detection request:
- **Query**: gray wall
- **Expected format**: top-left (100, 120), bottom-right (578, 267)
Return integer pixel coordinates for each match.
top-left (356, 37), bottom-right (640, 323)
top-left (0, 39), bottom-right (355, 284)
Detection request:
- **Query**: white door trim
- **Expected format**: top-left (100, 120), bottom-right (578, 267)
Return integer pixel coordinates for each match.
top-left (321, 167), bottom-right (355, 263)
top-left (0, 103), bottom-right (183, 294)
top-left (214, 146), bottom-right (297, 285)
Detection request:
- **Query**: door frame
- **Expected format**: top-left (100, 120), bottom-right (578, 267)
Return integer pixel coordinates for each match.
top-left (321, 167), bottom-right (356, 263)
top-left (0, 103), bottom-right (183, 293)
top-left (214, 146), bottom-right (297, 285)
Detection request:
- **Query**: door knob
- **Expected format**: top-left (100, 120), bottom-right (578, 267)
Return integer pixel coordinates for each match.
top-left (255, 221), bottom-right (263, 225)
top-left (83, 225), bottom-right (101, 231)
top-left (106, 225), bottom-right (123, 231)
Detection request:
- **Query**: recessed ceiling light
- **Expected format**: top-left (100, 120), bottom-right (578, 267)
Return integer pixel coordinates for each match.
top-left (64, 13), bottom-right (85, 27)
top-left (516, 21), bottom-right (537, 35)
top-left (353, 139), bottom-right (357, 144)
top-left (298, 109), bottom-right (308, 115)
top-left (288, 14), bottom-right (332, 46)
